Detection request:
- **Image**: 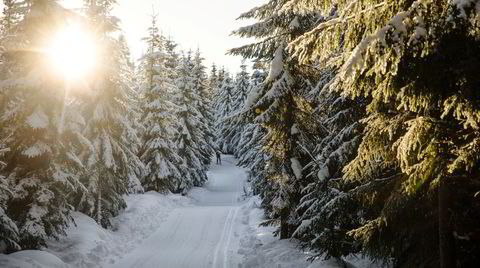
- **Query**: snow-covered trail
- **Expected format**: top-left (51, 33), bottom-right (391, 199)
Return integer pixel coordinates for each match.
top-left (109, 155), bottom-right (248, 268)
top-left (0, 155), bottom-right (376, 268)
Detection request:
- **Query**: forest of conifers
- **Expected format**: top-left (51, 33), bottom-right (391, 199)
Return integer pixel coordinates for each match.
top-left (1, 1), bottom-right (480, 267)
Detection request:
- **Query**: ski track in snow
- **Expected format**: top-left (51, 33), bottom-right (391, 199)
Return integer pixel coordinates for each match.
top-left (212, 208), bottom-right (232, 268)
top-left (223, 207), bottom-right (240, 268)
top-left (109, 155), bottom-right (248, 268)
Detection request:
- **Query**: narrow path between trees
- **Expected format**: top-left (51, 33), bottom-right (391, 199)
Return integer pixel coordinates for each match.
top-left (109, 155), bottom-right (248, 268)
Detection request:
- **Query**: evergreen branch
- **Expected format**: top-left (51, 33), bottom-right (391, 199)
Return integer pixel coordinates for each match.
top-left (290, 1), bottom-right (389, 48)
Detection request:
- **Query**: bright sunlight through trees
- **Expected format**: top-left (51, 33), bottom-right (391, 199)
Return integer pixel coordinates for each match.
top-left (47, 23), bottom-right (96, 80)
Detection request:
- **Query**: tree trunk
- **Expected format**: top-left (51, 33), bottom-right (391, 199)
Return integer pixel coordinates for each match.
top-left (280, 208), bottom-right (289, 239)
top-left (439, 180), bottom-right (456, 268)
top-left (279, 93), bottom-right (295, 240)
top-left (97, 188), bottom-right (102, 224)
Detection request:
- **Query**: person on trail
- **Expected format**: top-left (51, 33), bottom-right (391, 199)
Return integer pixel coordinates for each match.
top-left (216, 151), bottom-right (222, 165)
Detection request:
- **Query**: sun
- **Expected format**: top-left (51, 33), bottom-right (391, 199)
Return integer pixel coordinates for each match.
top-left (47, 23), bottom-right (97, 80)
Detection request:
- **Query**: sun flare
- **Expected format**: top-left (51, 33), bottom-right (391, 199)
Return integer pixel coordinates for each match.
top-left (47, 23), bottom-right (97, 80)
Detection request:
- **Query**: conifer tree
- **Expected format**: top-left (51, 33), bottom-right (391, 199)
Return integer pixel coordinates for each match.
top-left (192, 50), bottom-right (215, 167)
top-left (118, 34), bottom-right (145, 194)
top-left (0, 0), bottom-right (20, 37)
top-left (174, 52), bottom-right (208, 187)
top-left (232, 63), bottom-right (250, 112)
top-left (236, 68), bottom-right (267, 162)
top-left (0, 0), bottom-right (22, 81)
top-left (235, 68), bottom-right (269, 197)
top-left (78, 0), bottom-right (143, 227)
top-left (212, 67), bottom-right (226, 125)
top-left (0, 144), bottom-right (20, 253)
top-left (138, 15), bottom-right (185, 193)
top-left (288, 0), bottom-right (480, 266)
top-left (221, 62), bottom-right (250, 155)
top-left (214, 73), bottom-right (235, 153)
top-left (1, 0), bottom-right (22, 252)
top-left (164, 37), bottom-right (180, 83)
top-left (207, 63), bottom-right (218, 96)
top-left (0, 0), bottom-right (89, 250)
top-left (231, 1), bottom-right (322, 239)
top-left (293, 68), bottom-right (365, 259)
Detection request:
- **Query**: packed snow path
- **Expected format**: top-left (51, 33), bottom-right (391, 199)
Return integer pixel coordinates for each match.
top-left (110, 155), bottom-right (247, 268)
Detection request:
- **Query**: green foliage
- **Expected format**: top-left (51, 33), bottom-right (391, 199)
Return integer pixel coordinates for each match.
top-left (285, 0), bottom-right (480, 265)
top-left (232, 0), bottom-right (480, 265)
top-left (231, 0), bottom-right (324, 239)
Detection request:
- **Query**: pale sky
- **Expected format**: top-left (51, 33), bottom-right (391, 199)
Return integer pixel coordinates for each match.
top-left (59, 0), bottom-right (264, 74)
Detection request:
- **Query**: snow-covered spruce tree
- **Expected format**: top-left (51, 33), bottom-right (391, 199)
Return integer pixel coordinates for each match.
top-left (234, 67), bottom-right (270, 198)
top-left (0, 0), bottom-right (20, 38)
top-left (0, 1), bottom-right (88, 250)
top-left (237, 123), bottom-right (269, 197)
top-left (214, 73), bottom-right (235, 154)
top-left (118, 34), bottom-right (145, 194)
top-left (192, 49), bottom-right (215, 167)
top-left (78, 0), bottom-right (144, 227)
top-left (0, 2), bottom-right (20, 252)
top-left (138, 15), bottom-right (185, 193)
top-left (220, 62), bottom-right (250, 155)
top-left (236, 67), bottom-right (267, 162)
top-left (207, 63), bottom-right (219, 139)
top-left (211, 67), bottom-right (226, 123)
top-left (292, 67), bottom-right (366, 260)
top-left (164, 37), bottom-right (180, 83)
top-left (207, 63), bottom-right (218, 96)
top-left (174, 52), bottom-right (208, 188)
top-left (211, 70), bottom-right (221, 108)
top-left (0, 0), bottom-right (22, 81)
top-left (232, 62), bottom-right (250, 113)
top-left (0, 144), bottom-right (20, 253)
top-left (289, 0), bottom-right (480, 266)
top-left (231, 2), bottom-right (322, 239)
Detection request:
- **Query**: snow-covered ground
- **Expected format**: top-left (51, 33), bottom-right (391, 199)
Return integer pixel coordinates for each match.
top-left (0, 155), bottom-right (378, 268)
top-left (108, 155), bottom-right (248, 268)
top-left (0, 192), bottom-right (192, 268)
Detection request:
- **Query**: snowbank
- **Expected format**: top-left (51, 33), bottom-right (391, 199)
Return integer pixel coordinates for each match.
top-left (0, 250), bottom-right (69, 268)
top-left (0, 192), bottom-right (191, 268)
top-left (237, 196), bottom-right (380, 268)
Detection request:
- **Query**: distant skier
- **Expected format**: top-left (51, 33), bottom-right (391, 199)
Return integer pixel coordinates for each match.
top-left (216, 151), bottom-right (222, 165)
